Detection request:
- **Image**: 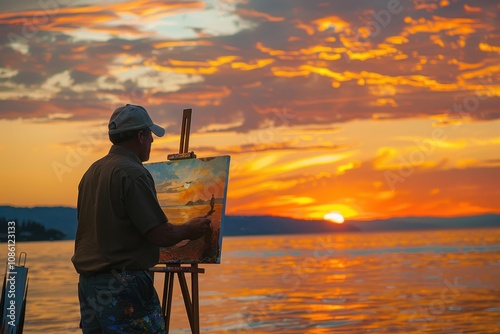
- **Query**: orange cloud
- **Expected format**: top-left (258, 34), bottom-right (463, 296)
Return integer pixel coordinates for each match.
top-left (236, 8), bottom-right (284, 22)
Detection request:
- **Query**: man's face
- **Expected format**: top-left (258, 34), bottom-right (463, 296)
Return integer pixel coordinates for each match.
top-left (139, 128), bottom-right (153, 162)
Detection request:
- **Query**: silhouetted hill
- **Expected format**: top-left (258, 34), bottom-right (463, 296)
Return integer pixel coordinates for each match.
top-left (186, 199), bottom-right (208, 206)
top-left (0, 206), bottom-right (498, 240)
top-left (347, 214), bottom-right (500, 231)
top-left (0, 217), bottom-right (65, 241)
top-left (0, 206), bottom-right (77, 239)
top-left (223, 216), bottom-right (359, 236)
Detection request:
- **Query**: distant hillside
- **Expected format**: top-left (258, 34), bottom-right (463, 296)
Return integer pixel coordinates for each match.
top-left (347, 214), bottom-right (500, 231)
top-left (0, 217), bottom-right (65, 242)
top-left (0, 206), bottom-right (498, 241)
top-left (222, 216), bottom-right (359, 236)
top-left (0, 206), bottom-right (77, 240)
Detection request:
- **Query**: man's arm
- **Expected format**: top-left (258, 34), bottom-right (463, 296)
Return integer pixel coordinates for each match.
top-left (145, 216), bottom-right (211, 247)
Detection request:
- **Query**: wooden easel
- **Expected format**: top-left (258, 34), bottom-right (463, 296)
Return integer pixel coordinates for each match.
top-left (150, 109), bottom-right (203, 334)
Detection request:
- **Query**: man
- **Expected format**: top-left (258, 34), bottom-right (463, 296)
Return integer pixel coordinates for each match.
top-left (209, 194), bottom-right (215, 214)
top-left (72, 104), bottom-right (211, 333)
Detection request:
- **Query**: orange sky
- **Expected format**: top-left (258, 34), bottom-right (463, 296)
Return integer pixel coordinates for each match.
top-left (0, 0), bottom-right (499, 221)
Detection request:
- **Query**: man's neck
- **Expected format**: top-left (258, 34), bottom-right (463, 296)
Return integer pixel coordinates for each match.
top-left (117, 142), bottom-right (141, 160)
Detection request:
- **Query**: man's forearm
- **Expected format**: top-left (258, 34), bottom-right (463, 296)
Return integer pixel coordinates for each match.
top-left (145, 222), bottom-right (190, 247)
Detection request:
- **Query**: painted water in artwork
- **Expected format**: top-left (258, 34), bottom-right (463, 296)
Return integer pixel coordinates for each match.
top-left (144, 156), bottom-right (230, 264)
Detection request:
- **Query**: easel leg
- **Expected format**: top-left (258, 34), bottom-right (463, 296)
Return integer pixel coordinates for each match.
top-left (177, 272), bottom-right (195, 331)
top-left (163, 272), bottom-right (175, 333)
top-left (192, 264), bottom-right (200, 334)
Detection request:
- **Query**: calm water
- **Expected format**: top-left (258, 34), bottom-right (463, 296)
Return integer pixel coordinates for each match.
top-left (2, 228), bottom-right (499, 333)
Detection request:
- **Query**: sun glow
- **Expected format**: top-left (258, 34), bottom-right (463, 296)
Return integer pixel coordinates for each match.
top-left (324, 212), bottom-right (345, 224)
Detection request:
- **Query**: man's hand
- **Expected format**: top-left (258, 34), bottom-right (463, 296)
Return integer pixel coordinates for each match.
top-left (145, 217), bottom-right (211, 247)
top-left (185, 216), bottom-right (212, 240)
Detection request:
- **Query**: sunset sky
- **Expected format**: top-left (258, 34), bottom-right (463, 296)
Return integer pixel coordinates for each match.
top-left (0, 0), bottom-right (499, 221)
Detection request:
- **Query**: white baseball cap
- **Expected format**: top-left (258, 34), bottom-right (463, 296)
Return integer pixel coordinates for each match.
top-left (108, 104), bottom-right (165, 137)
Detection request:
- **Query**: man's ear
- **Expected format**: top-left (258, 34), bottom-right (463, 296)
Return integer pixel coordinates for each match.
top-left (137, 130), bottom-right (145, 144)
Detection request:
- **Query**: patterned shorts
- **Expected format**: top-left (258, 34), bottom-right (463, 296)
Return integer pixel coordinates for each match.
top-left (78, 269), bottom-right (165, 334)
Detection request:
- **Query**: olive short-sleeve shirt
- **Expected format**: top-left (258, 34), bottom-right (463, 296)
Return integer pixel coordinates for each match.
top-left (72, 145), bottom-right (166, 274)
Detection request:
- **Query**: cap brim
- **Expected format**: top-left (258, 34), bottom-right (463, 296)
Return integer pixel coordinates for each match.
top-left (149, 124), bottom-right (165, 137)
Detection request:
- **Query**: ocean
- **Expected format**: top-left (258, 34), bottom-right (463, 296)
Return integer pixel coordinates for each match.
top-left (2, 228), bottom-right (499, 333)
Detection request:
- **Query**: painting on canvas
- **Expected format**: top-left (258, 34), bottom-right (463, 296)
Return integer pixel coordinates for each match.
top-left (144, 156), bottom-right (230, 264)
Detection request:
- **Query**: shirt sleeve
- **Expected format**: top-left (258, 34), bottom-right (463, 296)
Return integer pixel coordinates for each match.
top-left (124, 172), bottom-right (167, 235)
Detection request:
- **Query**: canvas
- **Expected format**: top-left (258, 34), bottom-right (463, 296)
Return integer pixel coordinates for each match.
top-left (144, 156), bottom-right (230, 264)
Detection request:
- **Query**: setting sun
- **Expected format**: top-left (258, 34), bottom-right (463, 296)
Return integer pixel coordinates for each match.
top-left (324, 212), bottom-right (345, 224)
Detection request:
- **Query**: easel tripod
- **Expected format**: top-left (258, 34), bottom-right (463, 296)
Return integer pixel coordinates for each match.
top-left (150, 108), bottom-right (203, 334)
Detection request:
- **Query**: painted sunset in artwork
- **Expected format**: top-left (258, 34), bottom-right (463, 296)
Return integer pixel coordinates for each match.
top-left (145, 156), bottom-right (230, 264)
